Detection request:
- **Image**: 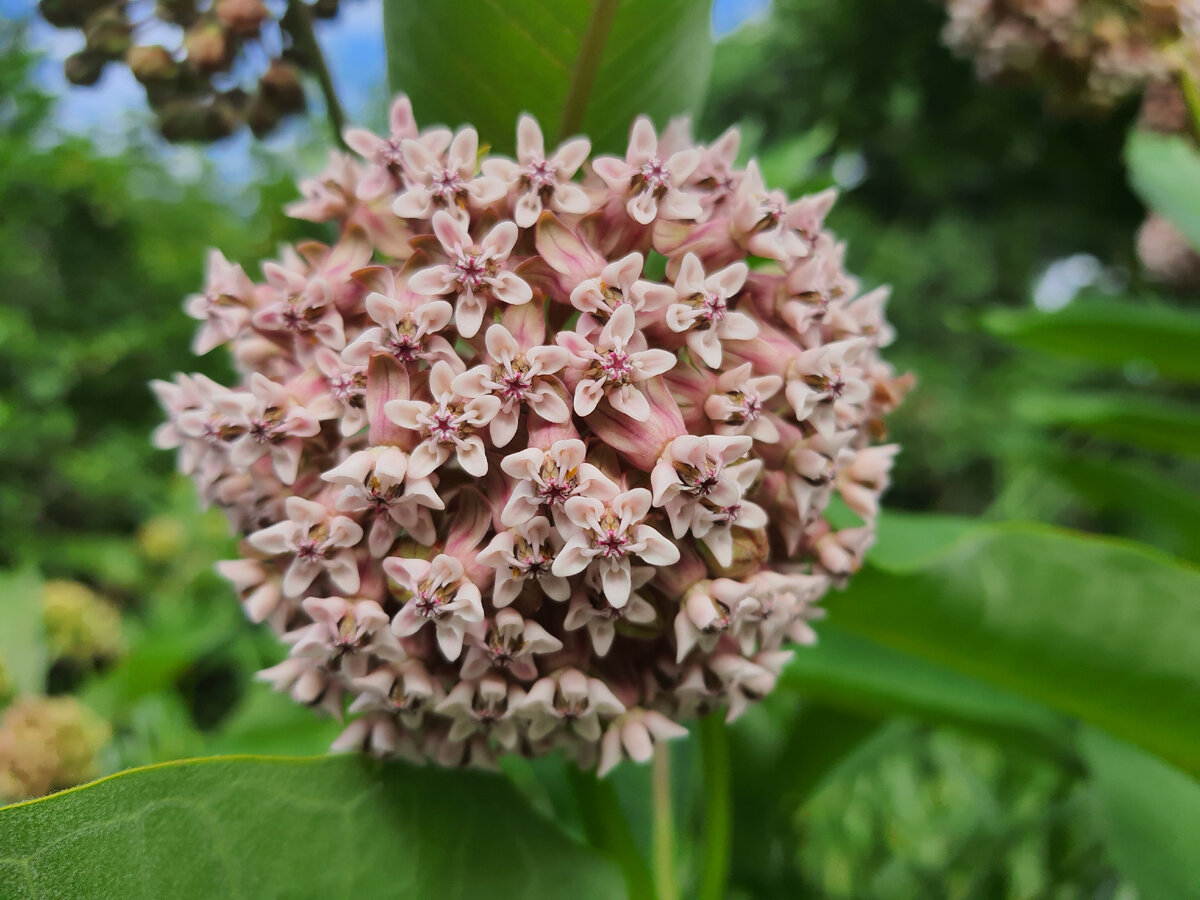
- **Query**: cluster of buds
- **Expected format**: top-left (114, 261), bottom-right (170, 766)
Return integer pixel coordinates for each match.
top-left (154, 98), bottom-right (909, 774)
top-left (0, 696), bottom-right (110, 802)
top-left (37, 0), bottom-right (333, 141)
top-left (41, 580), bottom-right (125, 668)
top-left (941, 0), bottom-right (1200, 109)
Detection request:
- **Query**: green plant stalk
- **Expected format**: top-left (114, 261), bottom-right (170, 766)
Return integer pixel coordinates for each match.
top-left (565, 764), bottom-right (656, 900)
top-left (284, 0), bottom-right (348, 150)
top-left (557, 0), bottom-right (620, 140)
top-left (1180, 70), bottom-right (1200, 146)
top-left (697, 714), bottom-right (731, 900)
top-left (652, 745), bottom-right (677, 900)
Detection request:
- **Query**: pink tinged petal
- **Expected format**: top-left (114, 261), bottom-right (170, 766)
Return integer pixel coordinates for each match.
top-left (659, 189), bottom-right (703, 221)
top-left (482, 221), bottom-right (519, 258)
top-left (500, 448), bottom-right (542, 481)
top-left (721, 312), bottom-right (759, 341)
top-left (553, 137), bottom-right (591, 175)
top-left (528, 387), bottom-right (569, 423)
top-left (431, 208), bottom-right (470, 253)
top-left (393, 189), bottom-right (432, 219)
top-left (534, 212), bottom-right (606, 277)
top-left (485, 324), bottom-right (520, 363)
top-left (271, 442), bottom-right (304, 485)
top-left (429, 359), bottom-right (456, 396)
top-left (325, 553), bottom-right (362, 594)
top-left (283, 558), bottom-right (321, 597)
top-left (591, 156), bottom-right (632, 189)
top-left (455, 436), bottom-right (490, 476)
top-left (551, 182), bottom-right (590, 215)
top-left (490, 271), bottom-right (533, 306)
top-left (551, 538), bottom-right (592, 577)
top-left (608, 384), bottom-right (650, 421)
top-left (574, 379), bottom-right (606, 416)
top-left (714, 261), bottom-right (749, 295)
top-left (600, 563), bottom-right (632, 609)
top-left (628, 117), bottom-right (658, 164)
top-left (666, 148), bottom-right (702, 181)
top-left (391, 603), bottom-right (426, 638)
top-left (408, 266), bottom-right (454, 296)
top-left (676, 253), bottom-right (707, 295)
top-left (634, 525), bottom-right (680, 565)
top-left (690, 330), bottom-right (724, 368)
top-left (514, 192), bottom-right (545, 229)
top-left (385, 399), bottom-right (426, 431)
top-left (248, 521), bottom-right (298, 555)
top-left (343, 128), bottom-right (383, 158)
top-left (628, 191), bottom-right (659, 225)
top-left (407, 441), bottom-right (446, 478)
top-left (455, 293), bottom-right (486, 339)
top-left (526, 344), bottom-right (569, 374)
top-left (489, 408), bottom-right (520, 447)
top-left (516, 114), bottom-right (545, 161)
top-left (448, 128), bottom-right (479, 173)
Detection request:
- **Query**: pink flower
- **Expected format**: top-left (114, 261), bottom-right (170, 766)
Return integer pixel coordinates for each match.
top-left (185, 249), bottom-right (255, 355)
top-left (342, 95), bottom-right (436, 200)
top-left (650, 434), bottom-right (754, 538)
top-left (664, 253), bottom-right (758, 367)
top-left (703, 362), bottom-right (783, 442)
top-left (460, 608), bottom-right (563, 681)
top-left (518, 668), bottom-right (625, 742)
top-left (455, 312), bottom-right (570, 446)
top-left (215, 558), bottom-right (284, 626)
top-left (731, 162), bottom-right (835, 262)
top-left (392, 127), bottom-right (505, 226)
top-left (287, 596), bottom-right (406, 678)
top-left (257, 656), bottom-right (344, 719)
top-left (408, 211), bottom-right (533, 338)
top-left (482, 114), bottom-right (592, 227)
top-left (563, 567), bottom-right (658, 656)
top-left (784, 338), bottom-right (872, 436)
top-left (247, 496), bottom-right (364, 597)
top-left (593, 117), bottom-right (703, 225)
top-left (688, 460), bottom-right (767, 566)
top-left (313, 347), bottom-right (367, 437)
top-left (347, 661), bottom-right (441, 729)
top-left (735, 571), bottom-right (829, 654)
top-left (384, 553), bottom-right (485, 661)
top-left (384, 360), bottom-right (501, 478)
top-left (212, 374), bottom-right (322, 484)
top-left (673, 578), bottom-right (758, 662)
top-left (569, 251), bottom-right (675, 335)
top-left (498, 439), bottom-right (610, 526)
top-left (836, 444), bottom-right (899, 522)
top-left (436, 674), bottom-right (526, 750)
top-left (553, 484), bottom-right (680, 607)
top-left (476, 515), bottom-right (569, 607)
top-left (341, 267), bottom-right (458, 370)
top-left (321, 446), bottom-right (443, 553)
top-left (557, 305), bottom-right (677, 419)
top-left (598, 709), bottom-right (688, 776)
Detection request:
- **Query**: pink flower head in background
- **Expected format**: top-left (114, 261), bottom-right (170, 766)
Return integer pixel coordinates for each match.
top-left (156, 99), bottom-right (909, 774)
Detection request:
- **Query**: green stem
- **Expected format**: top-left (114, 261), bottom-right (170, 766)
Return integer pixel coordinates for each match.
top-left (566, 765), bottom-right (656, 900)
top-left (652, 745), bottom-right (677, 900)
top-left (557, 0), bottom-right (620, 141)
top-left (284, 0), bottom-right (348, 150)
top-left (1180, 71), bottom-right (1200, 146)
top-left (697, 714), bottom-right (731, 900)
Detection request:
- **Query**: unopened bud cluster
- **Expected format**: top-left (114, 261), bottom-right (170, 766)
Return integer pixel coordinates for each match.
top-left (38, 0), bottom-right (332, 141)
top-left (154, 99), bottom-right (908, 773)
top-left (942, 0), bottom-right (1200, 108)
top-left (0, 696), bottom-right (109, 802)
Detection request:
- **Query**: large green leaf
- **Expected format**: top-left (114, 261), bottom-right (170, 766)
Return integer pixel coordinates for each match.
top-left (383, 0), bottom-right (714, 154)
top-left (1014, 392), bottom-right (1200, 457)
top-left (0, 568), bottom-right (47, 697)
top-left (983, 296), bottom-right (1200, 382)
top-left (782, 626), bottom-right (1075, 760)
top-left (1126, 130), bottom-right (1200, 252)
top-left (0, 755), bottom-right (623, 899)
top-left (829, 520), bottom-right (1200, 774)
top-left (1080, 728), bottom-right (1200, 900)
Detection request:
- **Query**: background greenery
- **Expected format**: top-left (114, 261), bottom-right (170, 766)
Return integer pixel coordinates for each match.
top-left (1, 0), bottom-right (1198, 896)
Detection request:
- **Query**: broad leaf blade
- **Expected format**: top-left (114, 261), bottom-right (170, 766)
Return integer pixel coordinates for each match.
top-left (383, 0), bottom-right (714, 154)
top-left (1081, 728), bottom-right (1200, 900)
top-left (983, 296), bottom-right (1200, 382)
top-left (1014, 392), bottom-right (1200, 457)
top-left (0, 755), bottom-right (624, 899)
top-left (1126, 130), bottom-right (1200, 252)
top-left (830, 520), bottom-right (1200, 774)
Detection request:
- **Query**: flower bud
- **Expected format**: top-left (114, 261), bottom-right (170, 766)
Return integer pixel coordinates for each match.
top-left (126, 44), bottom-right (178, 84)
top-left (41, 580), bottom-right (124, 664)
top-left (259, 59), bottom-right (306, 115)
top-left (64, 50), bottom-right (105, 86)
top-left (215, 0), bottom-right (268, 36)
top-left (184, 21), bottom-right (232, 74)
top-left (83, 7), bottom-right (132, 59)
top-left (0, 697), bottom-right (110, 802)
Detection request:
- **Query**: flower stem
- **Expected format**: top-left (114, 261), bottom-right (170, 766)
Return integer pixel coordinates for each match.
top-left (1180, 71), bottom-right (1200, 146)
top-left (697, 713), bottom-right (731, 900)
top-left (284, 0), bottom-right (348, 150)
top-left (652, 744), bottom-right (677, 900)
top-left (558, 0), bottom-right (620, 141)
top-left (566, 764), bottom-right (656, 900)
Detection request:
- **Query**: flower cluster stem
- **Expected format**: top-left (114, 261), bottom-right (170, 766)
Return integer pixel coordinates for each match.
top-left (652, 744), bottom-right (677, 900)
top-left (284, 0), bottom-right (348, 150)
top-left (697, 713), bottom-right (731, 900)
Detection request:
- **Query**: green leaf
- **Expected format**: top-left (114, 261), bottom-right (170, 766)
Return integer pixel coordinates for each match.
top-left (983, 295), bottom-right (1200, 382)
top-left (383, 0), bottom-right (715, 154)
top-left (1014, 392), bottom-right (1200, 457)
top-left (0, 568), bottom-right (47, 697)
top-left (1126, 130), bottom-right (1200, 252)
top-left (1080, 728), bottom-right (1200, 900)
top-left (0, 755), bottom-right (624, 899)
top-left (782, 626), bottom-right (1075, 760)
top-left (830, 520), bottom-right (1200, 774)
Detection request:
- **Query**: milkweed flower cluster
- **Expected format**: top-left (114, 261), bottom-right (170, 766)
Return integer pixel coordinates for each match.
top-left (154, 98), bottom-right (909, 774)
top-left (942, 0), bottom-right (1200, 108)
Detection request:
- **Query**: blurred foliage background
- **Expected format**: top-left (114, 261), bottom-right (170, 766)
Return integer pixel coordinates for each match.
top-left (1, 0), bottom-right (1198, 896)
